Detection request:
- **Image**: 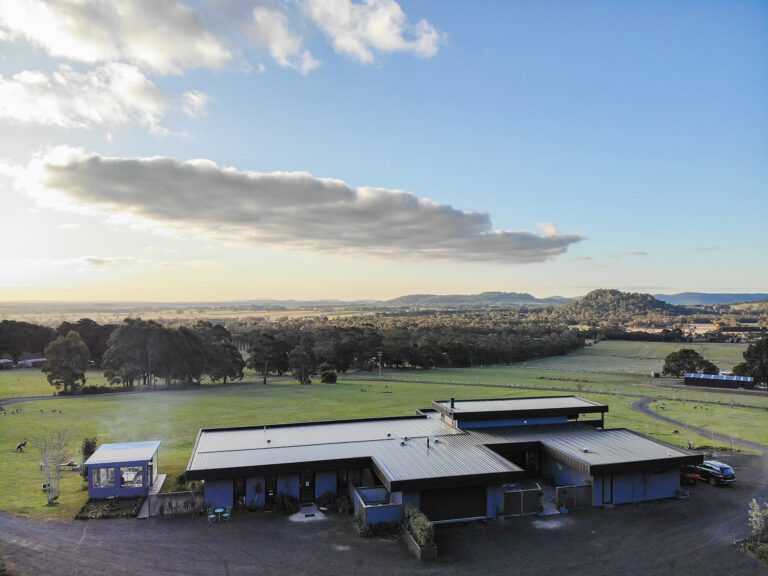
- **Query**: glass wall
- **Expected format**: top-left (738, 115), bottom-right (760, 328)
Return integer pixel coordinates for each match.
top-left (93, 467), bottom-right (115, 488)
top-left (120, 466), bottom-right (144, 488)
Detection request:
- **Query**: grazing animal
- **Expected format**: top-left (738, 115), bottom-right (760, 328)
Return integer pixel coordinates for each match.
top-left (15, 439), bottom-right (27, 453)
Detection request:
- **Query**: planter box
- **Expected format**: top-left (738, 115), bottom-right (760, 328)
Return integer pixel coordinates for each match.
top-left (403, 528), bottom-right (437, 561)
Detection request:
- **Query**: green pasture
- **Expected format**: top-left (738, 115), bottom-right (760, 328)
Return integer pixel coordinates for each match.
top-left (648, 400), bottom-right (768, 447)
top-left (515, 340), bottom-right (749, 376)
top-left (348, 365), bottom-right (768, 409)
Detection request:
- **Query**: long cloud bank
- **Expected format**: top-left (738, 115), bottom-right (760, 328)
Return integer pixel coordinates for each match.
top-left (18, 147), bottom-right (583, 264)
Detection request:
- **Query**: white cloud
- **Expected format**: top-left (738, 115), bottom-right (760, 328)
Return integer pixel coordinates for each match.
top-left (181, 90), bottom-right (210, 118)
top-left (0, 64), bottom-right (167, 131)
top-left (15, 147), bottom-right (583, 264)
top-left (305, 0), bottom-right (443, 64)
top-left (253, 7), bottom-right (320, 74)
top-left (623, 251), bottom-right (648, 257)
top-left (0, 0), bottom-right (231, 74)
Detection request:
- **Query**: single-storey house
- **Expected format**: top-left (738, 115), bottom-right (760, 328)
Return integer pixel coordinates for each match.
top-left (186, 396), bottom-right (701, 523)
top-left (85, 441), bottom-right (161, 499)
top-left (684, 372), bottom-right (755, 390)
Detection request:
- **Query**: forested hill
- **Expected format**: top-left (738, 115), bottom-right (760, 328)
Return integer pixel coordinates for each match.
top-left (655, 293), bottom-right (768, 306)
top-left (553, 289), bottom-right (691, 323)
top-left (383, 292), bottom-right (572, 308)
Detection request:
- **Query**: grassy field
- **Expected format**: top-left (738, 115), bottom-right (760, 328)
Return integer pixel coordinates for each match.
top-left (1, 339), bottom-right (764, 521)
top-left (516, 340), bottom-right (749, 376)
top-left (0, 368), bottom-right (270, 400)
top-left (648, 399), bottom-right (768, 447)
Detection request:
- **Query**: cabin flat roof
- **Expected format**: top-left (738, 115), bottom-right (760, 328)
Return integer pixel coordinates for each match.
top-left (432, 396), bottom-right (608, 420)
top-left (85, 441), bottom-right (160, 465)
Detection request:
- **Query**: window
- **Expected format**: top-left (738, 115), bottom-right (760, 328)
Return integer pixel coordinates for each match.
top-left (93, 467), bottom-right (115, 488)
top-left (119, 466), bottom-right (143, 488)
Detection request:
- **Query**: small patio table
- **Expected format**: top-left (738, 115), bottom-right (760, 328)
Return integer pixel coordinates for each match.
top-left (214, 508), bottom-right (224, 521)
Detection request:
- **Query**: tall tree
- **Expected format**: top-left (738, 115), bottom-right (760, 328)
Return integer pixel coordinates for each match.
top-left (42, 331), bottom-right (90, 394)
top-left (247, 331), bottom-right (286, 384)
top-left (662, 349), bottom-right (719, 377)
top-left (34, 430), bottom-right (70, 506)
top-left (288, 342), bottom-right (315, 385)
top-left (735, 338), bottom-right (768, 384)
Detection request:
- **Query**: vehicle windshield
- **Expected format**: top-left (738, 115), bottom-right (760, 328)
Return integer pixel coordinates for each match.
top-left (720, 467), bottom-right (734, 475)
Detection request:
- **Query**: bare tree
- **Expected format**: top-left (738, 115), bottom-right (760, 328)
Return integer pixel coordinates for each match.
top-left (34, 430), bottom-right (70, 506)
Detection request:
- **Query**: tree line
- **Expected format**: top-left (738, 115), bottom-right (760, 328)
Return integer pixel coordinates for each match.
top-left (245, 322), bottom-right (584, 384)
top-left (39, 319), bottom-right (245, 394)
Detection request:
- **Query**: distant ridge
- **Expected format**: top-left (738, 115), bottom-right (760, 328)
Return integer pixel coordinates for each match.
top-left (654, 293), bottom-right (768, 306)
top-left (382, 291), bottom-right (574, 308)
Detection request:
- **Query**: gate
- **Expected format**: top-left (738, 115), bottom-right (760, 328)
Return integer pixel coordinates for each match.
top-left (555, 484), bottom-right (592, 509)
top-left (504, 483), bottom-right (542, 516)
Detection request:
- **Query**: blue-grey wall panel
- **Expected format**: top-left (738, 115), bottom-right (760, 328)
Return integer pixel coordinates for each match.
top-left (315, 470), bottom-right (337, 499)
top-left (204, 479), bottom-right (233, 509)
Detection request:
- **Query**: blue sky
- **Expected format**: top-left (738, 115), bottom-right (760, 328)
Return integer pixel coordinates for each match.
top-left (0, 1), bottom-right (766, 300)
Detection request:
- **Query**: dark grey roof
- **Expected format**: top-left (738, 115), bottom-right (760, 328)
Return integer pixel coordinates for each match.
top-left (436, 396), bottom-right (604, 413)
top-left (432, 395), bottom-right (608, 421)
top-left (684, 372), bottom-right (754, 382)
top-left (85, 441), bottom-right (160, 465)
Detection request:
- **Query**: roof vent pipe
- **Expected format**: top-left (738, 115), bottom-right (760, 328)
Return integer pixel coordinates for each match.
top-left (450, 397), bottom-right (455, 409)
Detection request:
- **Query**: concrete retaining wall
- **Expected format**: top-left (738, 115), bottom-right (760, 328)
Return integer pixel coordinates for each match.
top-left (148, 490), bottom-right (204, 516)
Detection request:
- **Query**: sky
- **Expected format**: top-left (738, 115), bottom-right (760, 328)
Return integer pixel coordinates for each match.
top-left (0, 0), bottom-right (766, 302)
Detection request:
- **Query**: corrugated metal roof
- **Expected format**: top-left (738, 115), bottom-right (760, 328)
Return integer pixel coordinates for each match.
top-left (195, 417), bottom-right (459, 453)
top-left (472, 424), bottom-right (694, 474)
top-left (189, 430), bottom-right (520, 484)
top-left (435, 396), bottom-right (605, 414)
top-left (685, 372), bottom-right (754, 382)
top-left (85, 441), bottom-right (160, 465)
top-left (187, 407), bottom-right (696, 483)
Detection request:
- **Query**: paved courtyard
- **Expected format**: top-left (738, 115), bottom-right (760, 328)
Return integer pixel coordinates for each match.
top-left (1, 452), bottom-right (766, 575)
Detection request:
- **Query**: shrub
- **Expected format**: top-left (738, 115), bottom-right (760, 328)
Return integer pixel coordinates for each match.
top-left (80, 436), bottom-right (97, 480)
top-left (275, 492), bottom-right (300, 514)
top-left (757, 545), bottom-right (768, 563)
top-left (316, 491), bottom-right (336, 509)
top-left (401, 504), bottom-right (434, 547)
top-left (319, 362), bottom-right (337, 383)
top-left (335, 495), bottom-right (353, 514)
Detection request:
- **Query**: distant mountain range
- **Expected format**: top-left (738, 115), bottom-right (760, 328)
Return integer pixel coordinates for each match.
top-left (1, 291), bottom-right (764, 315)
top-left (382, 292), bottom-right (573, 308)
top-left (654, 293), bottom-right (768, 306)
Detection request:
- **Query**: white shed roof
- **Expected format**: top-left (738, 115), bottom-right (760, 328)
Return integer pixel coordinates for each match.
top-left (85, 441), bottom-right (160, 465)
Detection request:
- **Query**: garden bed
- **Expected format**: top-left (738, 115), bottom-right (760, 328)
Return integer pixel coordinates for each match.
top-left (75, 497), bottom-right (144, 519)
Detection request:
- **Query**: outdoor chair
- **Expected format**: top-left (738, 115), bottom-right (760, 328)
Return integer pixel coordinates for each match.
top-left (222, 506), bottom-right (232, 522)
top-left (207, 507), bottom-right (217, 524)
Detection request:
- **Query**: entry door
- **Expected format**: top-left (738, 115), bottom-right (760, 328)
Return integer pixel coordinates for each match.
top-left (602, 474), bottom-right (613, 505)
top-left (265, 475), bottom-right (277, 507)
top-left (524, 450), bottom-right (540, 478)
top-left (234, 477), bottom-right (246, 506)
top-left (300, 471), bottom-right (315, 503)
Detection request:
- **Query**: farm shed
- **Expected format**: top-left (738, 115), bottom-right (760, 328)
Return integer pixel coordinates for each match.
top-left (186, 396), bottom-right (701, 523)
top-left (684, 372), bottom-right (755, 390)
top-left (84, 441), bottom-right (161, 499)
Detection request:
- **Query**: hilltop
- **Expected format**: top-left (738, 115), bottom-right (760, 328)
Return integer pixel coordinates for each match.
top-left (553, 289), bottom-right (691, 324)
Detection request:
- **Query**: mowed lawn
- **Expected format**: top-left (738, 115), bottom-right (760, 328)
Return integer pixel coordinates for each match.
top-left (0, 377), bottom-right (730, 521)
top-left (515, 340), bottom-right (749, 376)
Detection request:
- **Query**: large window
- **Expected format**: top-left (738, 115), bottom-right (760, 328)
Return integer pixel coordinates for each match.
top-left (93, 467), bottom-right (115, 488)
top-left (120, 466), bottom-right (143, 488)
